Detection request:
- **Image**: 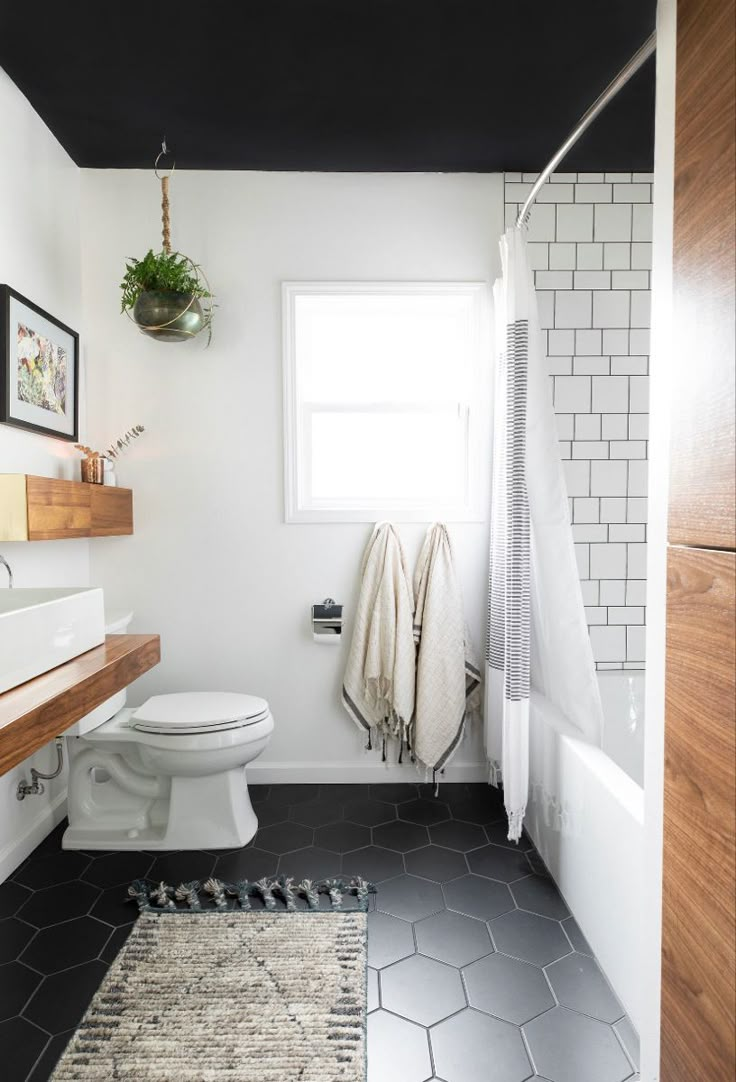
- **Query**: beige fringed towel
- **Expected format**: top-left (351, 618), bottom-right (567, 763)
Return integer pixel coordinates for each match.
top-left (342, 522), bottom-right (416, 756)
top-left (413, 523), bottom-right (481, 773)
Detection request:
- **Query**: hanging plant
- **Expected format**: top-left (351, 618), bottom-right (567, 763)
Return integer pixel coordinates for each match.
top-left (120, 143), bottom-right (214, 344)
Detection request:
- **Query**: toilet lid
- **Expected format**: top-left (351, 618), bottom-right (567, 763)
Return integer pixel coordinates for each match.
top-left (131, 692), bottom-right (270, 734)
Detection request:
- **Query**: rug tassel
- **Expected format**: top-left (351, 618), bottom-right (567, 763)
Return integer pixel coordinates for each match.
top-left (324, 878), bottom-right (344, 909)
top-left (127, 879), bottom-right (151, 911)
top-left (227, 880), bottom-right (253, 910)
top-left (255, 877), bottom-right (278, 910)
top-left (299, 879), bottom-right (321, 909)
top-left (175, 881), bottom-right (202, 909)
top-left (150, 881), bottom-right (176, 909)
top-left (278, 876), bottom-right (297, 911)
top-left (203, 877), bottom-right (229, 910)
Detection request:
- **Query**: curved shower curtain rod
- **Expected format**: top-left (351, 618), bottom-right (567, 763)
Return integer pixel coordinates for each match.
top-left (517, 31), bottom-right (657, 227)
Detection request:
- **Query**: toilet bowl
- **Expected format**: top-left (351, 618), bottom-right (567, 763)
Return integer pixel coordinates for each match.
top-left (62, 614), bottom-right (274, 851)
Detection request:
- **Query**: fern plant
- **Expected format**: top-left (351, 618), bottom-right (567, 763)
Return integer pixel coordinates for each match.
top-left (120, 250), bottom-right (211, 313)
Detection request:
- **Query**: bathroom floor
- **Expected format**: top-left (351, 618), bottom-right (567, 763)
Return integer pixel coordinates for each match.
top-left (1, 782), bottom-right (639, 1082)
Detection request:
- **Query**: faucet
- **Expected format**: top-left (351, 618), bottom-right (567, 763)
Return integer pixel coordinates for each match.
top-left (0, 554), bottom-right (13, 588)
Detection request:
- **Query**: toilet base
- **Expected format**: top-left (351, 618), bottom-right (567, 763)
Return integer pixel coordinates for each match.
top-left (62, 764), bottom-right (259, 851)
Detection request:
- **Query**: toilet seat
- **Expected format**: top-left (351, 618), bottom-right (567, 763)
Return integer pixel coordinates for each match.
top-left (131, 692), bottom-right (270, 735)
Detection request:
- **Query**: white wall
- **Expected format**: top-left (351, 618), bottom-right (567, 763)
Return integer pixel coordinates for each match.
top-left (82, 170), bottom-right (504, 781)
top-left (0, 69), bottom-right (87, 878)
top-left (640, 1), bottom-right (676, 1077)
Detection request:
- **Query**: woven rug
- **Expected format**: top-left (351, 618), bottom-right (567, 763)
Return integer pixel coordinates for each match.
top-left (52, 878), bottom-right (369, 1081)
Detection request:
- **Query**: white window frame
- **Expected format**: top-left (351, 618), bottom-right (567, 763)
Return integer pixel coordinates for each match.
top-left (282, 281), bottom-right (489, 524)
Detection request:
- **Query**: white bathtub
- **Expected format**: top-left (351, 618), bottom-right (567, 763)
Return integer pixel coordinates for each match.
top-left (524, 671), bottom-right (644, 1033)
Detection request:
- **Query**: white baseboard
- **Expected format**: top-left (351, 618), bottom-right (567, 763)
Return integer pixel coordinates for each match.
top-left (246, 760), bottom-right (489, 784)
top-left (0, 789), bottom-right (68, 883)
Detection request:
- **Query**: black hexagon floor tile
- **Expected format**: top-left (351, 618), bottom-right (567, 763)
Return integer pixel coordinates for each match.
top-left (404, 845), bottom-right (467, 882)
top-left (99, 925), bottom-right (131, 965)
top-left (466, 843), bottom-right (531, 883)
top-left (399, 798), bottom-right (451, 826)
top-left (511, 873), bottom-right (570, 920)
top-left (0, 919), bottom-right (36, 965)
top-left (562, 915), bottom-right (594, 955)
top-left (0, 1017), bottom-right (49, 1081)
top-left (18, 882), bottom-right (100, 930)
top-left (376, 874), bottom-right (445, 922)
top-left (0, 962), bottom-right (42, 1021)
top-left (252, 822), bottom-right (313, 854)
top-left (443, 874), bottom-right (515, 921)
top-left (415, 909), bottom-right (493, 968)
top-left (314, 821), bottom-right (371, 853)
top-left (367, 911), bottom-right (415, 969)
top-left (89, 885), bottom-right (138, 928)
top-left (429, 819), bottom-right (488, 852)
top-left (24, 960), bottom-right (109, 1035)
top-left (367, 1009), bottom-right (432, 1082)
top-left (0, 781), bottom-right (633, 1082)
top-left (288, 799), bottom-right (343, 827)
top-left (277, 847), bottom-right (341, 881)
top-left (266, 783), bottom-right (321, 805)
top-left (82, 851), bottom-right (154, 889)
top-left (341, 846), bottom-right (404, 883)
top-left (215, 847), bottom-right (279, 883)
top-left (464, 951), bottom-right (555, 1024)
top-left (431, 1007), bottom-right (533, 1082)
top-left (0, 881), bottom-right (32, 919)
top-left (14, 852), bottom-right (90, 892)
top-left (27, 1032), bottom-right (74, 1082)
top-left (148, 851), bottom-right (216, 886)
top-left (373, 820), bottom-right (429, 853)
top-left (20, 917), bottom-right (112, 975)
top-left (381, 953), bottom-right (466, 1026)
top-left (490, 908), bottom-right (572, 967)
top-left (524, 1005), bottom-right (633, 1082)
top-left (368, 783), bottom-right (418, 803)
top-left (343, 799), bottom-right (396, 827)
top-left (320, 783), bottom-right (370, 801)
top-left (546, 952), bottom-right (625, 1023)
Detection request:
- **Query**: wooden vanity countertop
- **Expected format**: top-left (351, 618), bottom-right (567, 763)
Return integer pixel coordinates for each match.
top-left (0, 634), bottom-right (161, 776)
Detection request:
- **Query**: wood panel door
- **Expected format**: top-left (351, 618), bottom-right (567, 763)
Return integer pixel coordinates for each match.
top-left (661, 0), bottom-right (736, 1079)
top-left (668, 0), bottom-right (736, 550)
top-left (661, 548), bottom-right (736, 1081)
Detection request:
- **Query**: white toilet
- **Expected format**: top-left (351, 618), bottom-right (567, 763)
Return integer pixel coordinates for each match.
top-left (62, 613), bottom-right (274, 852)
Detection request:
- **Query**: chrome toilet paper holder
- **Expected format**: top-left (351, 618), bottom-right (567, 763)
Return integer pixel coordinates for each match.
top-left (312, 598), bottom-right (343, 642)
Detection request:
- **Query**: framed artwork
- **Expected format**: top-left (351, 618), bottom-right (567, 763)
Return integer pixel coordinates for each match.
top-left (0, 284), bottom-right (79, 441)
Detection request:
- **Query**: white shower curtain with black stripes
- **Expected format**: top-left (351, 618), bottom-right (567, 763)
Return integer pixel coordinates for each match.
top-left (486, 227), bottom-right (603, 842)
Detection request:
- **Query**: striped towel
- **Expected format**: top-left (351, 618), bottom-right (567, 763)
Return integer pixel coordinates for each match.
top-left (413, 523), bottom-right (481, 774)
top-left (342, 523), bottom-right (416, 756)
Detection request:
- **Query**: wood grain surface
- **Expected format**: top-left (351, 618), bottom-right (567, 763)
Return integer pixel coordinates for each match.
top-left (661, 546), bottom-right (736, 1081)
top-left (0, 634), bottom-right (160, 776)
top-left (668, 0), bottom-right (736, 549)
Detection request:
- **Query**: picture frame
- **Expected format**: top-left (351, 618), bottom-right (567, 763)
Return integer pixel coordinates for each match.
top-left (0, 284), bottom-right (79, 441)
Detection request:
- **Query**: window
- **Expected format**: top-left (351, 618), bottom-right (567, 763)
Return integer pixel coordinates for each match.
top-left (283, 282), bottom-right (487, 523)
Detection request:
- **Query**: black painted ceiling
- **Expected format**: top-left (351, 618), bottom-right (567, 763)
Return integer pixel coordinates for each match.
top-left (0, 2), bottom-right (656, 171)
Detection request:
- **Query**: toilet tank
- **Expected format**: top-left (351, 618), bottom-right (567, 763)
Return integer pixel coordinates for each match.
top-left (66, 610), bottom-right (135, 736)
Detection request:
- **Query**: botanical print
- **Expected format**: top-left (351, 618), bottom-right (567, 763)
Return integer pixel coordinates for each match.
top-left (16, 320), bottom-right (67, 415)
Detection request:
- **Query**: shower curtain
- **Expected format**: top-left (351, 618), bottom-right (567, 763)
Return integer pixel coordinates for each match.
top-left (486, 227), bottom-right (604, 841)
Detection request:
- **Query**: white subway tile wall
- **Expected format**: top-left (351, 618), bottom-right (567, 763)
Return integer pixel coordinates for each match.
top-left (505, 172), bottom-right (650, 668)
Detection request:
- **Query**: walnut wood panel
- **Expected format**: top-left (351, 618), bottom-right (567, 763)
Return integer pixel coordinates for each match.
top-left (661, 546), bottom-right (736, 1081)
top-left (90, 484), bottom-right (134, 536)
top-left (0, 474), bottom-right (134, 540)
top-left (0, 634), bottom-right (160, 776)
top-left (26, 475), bottom-right (91, 540)
top-left (668, 0), bottom-right (736, 549)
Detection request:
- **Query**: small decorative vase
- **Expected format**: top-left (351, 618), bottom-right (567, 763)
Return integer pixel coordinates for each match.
top-left (133, 290), bottom-right (204, 342)
top-left (81, 457), bottom-right (103, 484)
top-left (102, 457), bottom-right (117, 487)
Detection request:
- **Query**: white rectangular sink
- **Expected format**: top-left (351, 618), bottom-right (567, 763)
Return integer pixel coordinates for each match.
top-left (0, 587), bottom-right (106, 695)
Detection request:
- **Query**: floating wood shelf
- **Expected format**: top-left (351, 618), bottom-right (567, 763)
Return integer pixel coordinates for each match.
top-left (0, 633), bottom-right (161, 776)
top-left (0, 474), bottom-right (133, 541)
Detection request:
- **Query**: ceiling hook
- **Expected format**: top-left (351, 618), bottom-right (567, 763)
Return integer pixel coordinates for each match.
top-left (154, 137), bottom-right (175, 180)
